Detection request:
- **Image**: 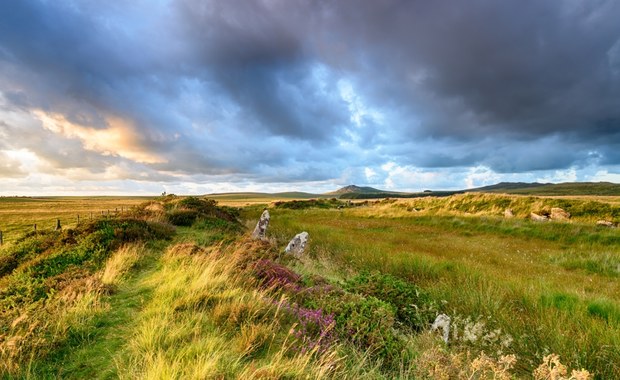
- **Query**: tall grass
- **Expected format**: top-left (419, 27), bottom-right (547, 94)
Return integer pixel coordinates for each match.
top-left (258, 201), bottom-right (620, 378)
top-left (117, 241), bottom-right (343, 379)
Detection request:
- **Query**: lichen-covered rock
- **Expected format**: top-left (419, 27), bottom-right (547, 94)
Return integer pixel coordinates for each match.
top-left (251, 210), bottom-right (270, 240)
top-left (504, 208), bottom-right (514, 218)
top-left (431, 314), bottom-right (451, 344)
top-left (596, 220), bottom-right (615, 228)
top-left (530, 212), bottom-right (549, 222)
top-left (285, 231), bottom-right (309, 257)
top-left (550, 207), bottom-right (570, 220)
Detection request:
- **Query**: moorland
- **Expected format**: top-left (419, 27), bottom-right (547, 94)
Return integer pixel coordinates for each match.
top-left (1, 186), bottom-right (619, 379)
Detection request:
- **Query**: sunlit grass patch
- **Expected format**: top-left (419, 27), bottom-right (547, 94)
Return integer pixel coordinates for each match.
top-left (117, 241), bottom-right (342, 379)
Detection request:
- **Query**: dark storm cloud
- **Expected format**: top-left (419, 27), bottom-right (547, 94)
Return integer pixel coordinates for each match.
top-left (1, 0), bottom-right (619, 185)
top-left (327, 0), bottom-right (620, 140)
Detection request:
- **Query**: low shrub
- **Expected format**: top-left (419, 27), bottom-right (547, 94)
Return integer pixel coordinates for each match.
top-left (0, 231), bottom-right (61, 277)
top-left (329, 294), bottom-right (408, 367)
top-left (167, 209), bottom-right (199, 226)
top-left (253, 259), bottom-right (302, 291)
top-left (345, 271), bottom-right (438, 330)
top-left (277, 300), bottom-right (336, 355)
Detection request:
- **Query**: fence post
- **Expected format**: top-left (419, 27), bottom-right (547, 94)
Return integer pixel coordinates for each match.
top-left (0, 231), bottom-right (3, 246)
top-left (77, 214), bottom-right (80, 225)
top-left (34, 224), bottom-right (37, 232)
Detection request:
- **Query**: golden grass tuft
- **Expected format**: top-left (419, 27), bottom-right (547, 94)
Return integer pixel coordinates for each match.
top-left (117, 240), bottom-right (343, 379)
top-left (100, 244), bottom-right (143, 286)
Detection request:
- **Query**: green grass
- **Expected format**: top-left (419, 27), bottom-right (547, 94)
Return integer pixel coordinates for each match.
top-left (2, 193), bottom-right (618, 378)
top-left (252, 198), bottom-right (620, 378)
top-left (0, 197), bottom-right (345, 379)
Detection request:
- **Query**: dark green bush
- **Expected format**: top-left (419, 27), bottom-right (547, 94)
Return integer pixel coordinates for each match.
top-left (327, 294), bottom-right (408, 367)
top-left (177, 196), bottom-right (217, 211)
top-left (0, 231), bottom-right (61, 277)
top-left (345, 271), bottom-right (437, 330)
top-left (163, 197), bottom-right (240, 227)
top-left (167, 210), bottom-right (199, 226)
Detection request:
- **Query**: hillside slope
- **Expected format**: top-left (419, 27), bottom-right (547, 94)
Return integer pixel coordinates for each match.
top-left (470, 181), bottom-right (620, 196)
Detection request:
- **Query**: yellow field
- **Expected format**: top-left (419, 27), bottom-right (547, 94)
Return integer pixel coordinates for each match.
top-left (0, 197), bottom-right (154, 245)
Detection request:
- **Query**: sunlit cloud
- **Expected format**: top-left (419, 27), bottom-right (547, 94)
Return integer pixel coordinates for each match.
top-left (34, 110), bottom-right (165, 165)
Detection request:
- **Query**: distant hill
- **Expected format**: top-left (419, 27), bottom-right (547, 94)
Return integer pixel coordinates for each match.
top-left (327, 185), bottom-right (389, 195)
top-left (469, 182), bottom-right (620, 196)
top-left (327, 185), bottom-right (461, 199)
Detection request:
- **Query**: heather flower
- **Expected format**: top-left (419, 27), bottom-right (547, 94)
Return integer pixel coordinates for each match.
top-left (252, 259), bottom-right (302, 291)
top-left (276, 299), bottom-right (336, 354)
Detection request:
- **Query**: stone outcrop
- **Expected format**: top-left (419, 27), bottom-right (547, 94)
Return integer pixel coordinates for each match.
top-left (251, 210), bottom-right (270, 240)
top-left (431, 314), bottom-right (451, 344)
top-left (596, 220), bottom-right (615, 228)
top-left (504, 208), bottom-right (514, 218)
top-left (285, 231), bottom-right (309, 257)
top-left (550, 207), bottom-right (570, 221)
top-left (530, 212), bottom-right (549, 222)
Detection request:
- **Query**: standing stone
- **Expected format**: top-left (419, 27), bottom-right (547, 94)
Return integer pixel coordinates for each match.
top-left (251, 210), bottom-right (270, 240)
top-left (55, 219), bottom-right (62, 230)
top-left (504, 208), bottom-right (514, 218)
top-left (285, 231), bottom-right (309, 257)
top-left (530, 212), bottom-right (549, 222)
top-left (550, 207), bottom-right (570, 221)
top-left (431, 314), bottom-right (451, 344)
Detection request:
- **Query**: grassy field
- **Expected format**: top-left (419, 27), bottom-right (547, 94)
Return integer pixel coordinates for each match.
top-left (1, 193), bottom-right (618, 378)
top-left (245, 193), bottom-right (620, 378)
top-left (206, 192), bottom-right (325, 206)
top-left (0, 197), bottom-right (154, 245)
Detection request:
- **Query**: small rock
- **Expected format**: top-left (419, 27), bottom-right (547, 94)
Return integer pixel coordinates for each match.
top-left (285, 231), bottom-right (309, 257)
top-left (251, 210), bottom-right (270, 240)
top-left (596, 220), bottom-right (615, 228)
top-left (504, 208), bottom-right (514, 218)
top-left (530, 212), bottom-right (549, 222)
top-left (550, 207), bottom-right (570, 220)
top-left (431, 314), bottom-right (451, 344)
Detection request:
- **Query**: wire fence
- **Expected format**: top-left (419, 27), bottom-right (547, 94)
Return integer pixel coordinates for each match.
top-left (0, 206), bottom-right (129, 246)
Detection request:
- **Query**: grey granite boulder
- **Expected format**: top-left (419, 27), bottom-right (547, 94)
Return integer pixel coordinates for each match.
top-left (251, 210), bottom-right (270, 240)
top-left (504, 208), bottom-right (514, 218)
top-left (285, 231), bottom-right (309, 257)
top-left (431, 314), bottom-right (451, 344)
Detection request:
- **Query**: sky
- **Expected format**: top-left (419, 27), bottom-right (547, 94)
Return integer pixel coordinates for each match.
top-left (1, 0), bottom-right (620, 195)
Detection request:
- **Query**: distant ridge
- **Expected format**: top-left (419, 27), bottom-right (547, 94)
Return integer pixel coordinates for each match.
top-left (327, 185), bottom-right (388, 195)
top-left (206, 181), bottom-right (620, 201)
top-left (469, 182), bottom-right (548, 192)
top-left (468, 181), bottom-right (620, 196)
